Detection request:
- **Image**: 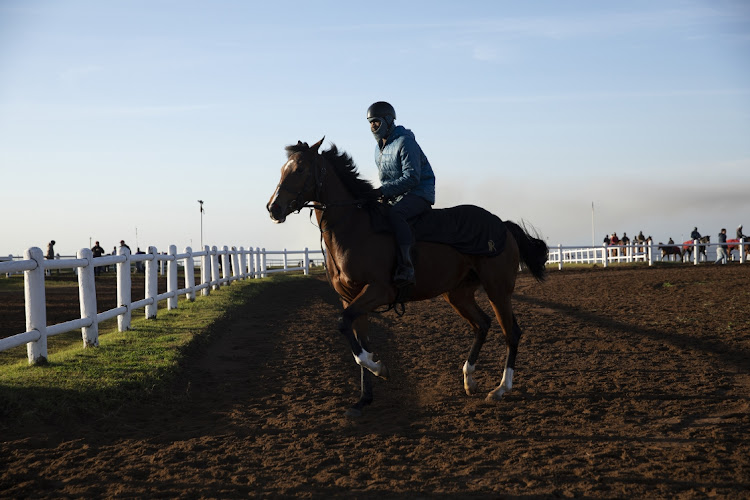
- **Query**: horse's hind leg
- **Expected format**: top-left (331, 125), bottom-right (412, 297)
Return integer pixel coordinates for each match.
top-left (483, 283), bottom-right (522, 402)
top-left (444, 284), bottom-right (492, 396)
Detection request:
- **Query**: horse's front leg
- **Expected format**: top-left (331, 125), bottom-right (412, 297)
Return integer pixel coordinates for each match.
top-left (336, 283), bottom-right (396, 416)
top-left (345, 314), bottom-right (375, 418)
top-left (338, 307), bottom-right (389, 380)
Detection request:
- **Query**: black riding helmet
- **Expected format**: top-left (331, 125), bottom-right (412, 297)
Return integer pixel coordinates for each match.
top-left (367, 101), bottom-right (396, 121)
top-left (367, 101), bottom-right (396, 141)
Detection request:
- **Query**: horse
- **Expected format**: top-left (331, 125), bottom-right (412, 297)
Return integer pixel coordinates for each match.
top-left (726, 239), bottom-right (750, 260)
top-left (682, 236), bottom-right (711, 261)
top-left (659, 242), bottom-right (683, 262)
top-left (266, 139), bottom-right (548, 417)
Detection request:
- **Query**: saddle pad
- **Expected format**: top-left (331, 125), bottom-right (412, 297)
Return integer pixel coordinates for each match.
top-left (412, 205), bottom-right (507, 256)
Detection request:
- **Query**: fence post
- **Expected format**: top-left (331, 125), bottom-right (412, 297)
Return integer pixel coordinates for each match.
top-left (648, 242), bottom-right (653, 266)
top-left (558, 244), bottom-right (563, 271)
top-left (221, 245), bottom-right (230, 284)
top-left (76, 247), bottom-right (99, 347)
top-left (211, 246), bottom-right (221, 290)
top-left (304, 247), bottom-right (310, 275)
top-left (230, 247), bottom-right (239, 281)
top-left (145, 246), bottom-right (158, 319)
top-left (248, 247), bottom-right (256, 278)
top-left (201, 245), bottom-right (211, 296)
top-left (256, 248), bottom-right (262, 278)
top-left (261, 248), bottom-right (267, 278)
top-left (184, 246), bottom-right (196, 302)
top-left (741, 238), bottom-right (746, 264)
top-left (283, 249), bottom-right (289, 271)
top-left (117, 246), bottom-right (132, 331)
top-left (24, 247), bottom-right (48, 364)
top-left (602, 243), bottom-right (608, 268)
top-left (167, 245), bottom-right (178, 310)
top-left (239, 246), bottom-right (247, 279)
top-left (229, 247), bottom-right (240, 283)
top-left (693, 239), bottom-right (698, 266)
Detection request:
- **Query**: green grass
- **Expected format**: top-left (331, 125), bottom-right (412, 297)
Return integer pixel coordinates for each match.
top-left (0, 274), bottom-right (309, 431)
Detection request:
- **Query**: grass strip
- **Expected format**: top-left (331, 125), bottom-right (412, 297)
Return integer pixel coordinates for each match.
top-left (0, 274), bottom-right (306, 432)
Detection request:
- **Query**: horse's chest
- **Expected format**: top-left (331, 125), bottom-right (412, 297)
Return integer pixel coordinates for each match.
top-left (331, 276), bottom-right (365, 302)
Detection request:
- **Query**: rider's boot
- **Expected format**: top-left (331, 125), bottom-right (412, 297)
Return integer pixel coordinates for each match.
top-left (393, 244), bottom-right (415, 287)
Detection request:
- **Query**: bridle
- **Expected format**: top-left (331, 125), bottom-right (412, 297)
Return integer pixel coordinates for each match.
top-left (277, 152), bottom-right (367, 216)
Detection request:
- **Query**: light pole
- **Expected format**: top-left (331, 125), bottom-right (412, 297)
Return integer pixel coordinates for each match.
top-left (198, 200), bottom-right (204, 248)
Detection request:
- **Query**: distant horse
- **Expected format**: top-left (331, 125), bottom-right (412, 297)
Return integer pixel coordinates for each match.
top-left (633, 234), bottom-right (648, 261)
top-left (267, 139), bottom-right (548, 416)
top-left (659, 242), bottom-right (683, 262)
top-left (682, 236), bottom-right (711, 261)
top-left (609, 240), bottom-right (623, 258)
top-left (726, 239), bottom-right (750, 260)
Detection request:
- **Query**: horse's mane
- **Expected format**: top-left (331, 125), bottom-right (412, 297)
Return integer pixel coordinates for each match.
top-left (285, 141), bottom-right (378, 202)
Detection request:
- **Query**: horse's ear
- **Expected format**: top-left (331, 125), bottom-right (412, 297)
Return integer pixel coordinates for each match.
top-left (311, 136), bottom-right (325, 153)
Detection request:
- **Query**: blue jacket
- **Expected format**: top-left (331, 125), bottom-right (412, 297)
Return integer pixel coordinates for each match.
top-left (375, 125), bottom-right (435, 204)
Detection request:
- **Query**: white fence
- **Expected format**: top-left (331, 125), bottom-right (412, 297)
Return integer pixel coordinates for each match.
top-left (0, 245), bottom-right (323, 364)
top-left (547, 239), bottom-right (748, 270)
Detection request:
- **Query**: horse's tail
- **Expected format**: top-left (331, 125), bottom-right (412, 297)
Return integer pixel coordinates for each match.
top-left (505, 220), bottom-right (548, 282)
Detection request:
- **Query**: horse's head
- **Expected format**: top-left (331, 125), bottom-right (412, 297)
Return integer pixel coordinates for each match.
top-left (266, 138), bottom-right (324, 223)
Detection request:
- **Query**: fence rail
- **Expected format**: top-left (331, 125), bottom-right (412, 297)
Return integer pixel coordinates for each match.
top-left (4, 238), bottom-right (746, 364)
top-left (547, 239), bottom-right (748, 269)
top-left (0, 245), bottom-right (323, 364)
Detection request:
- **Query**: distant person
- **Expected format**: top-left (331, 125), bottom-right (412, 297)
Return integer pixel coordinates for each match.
top-left (46, 240), bottom-right (57, 275)
top-left (135, 247), bottom-right (146, 273)
top-left (637, 231), bottom-right (645, 243)
top-left (714, 228), bottom-right (728, 265)
top-left (691, 227), bottom-right (701, 240)
top-left (621, 232), bottom-right (630, 245)
top-left (737, 225), bottom-right (745, 240)
top-left (603, 234), bottom-right (610, 245)
top-left (91, 241), bottom-right (105, 276)
top-left (119, 240), bottom-right (131, 254)
top-left (46, 240), bottom-right (56, 260)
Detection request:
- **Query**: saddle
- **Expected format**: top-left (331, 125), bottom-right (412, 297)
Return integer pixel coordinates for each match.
top-left (371, 203), bottom-right (508, 257)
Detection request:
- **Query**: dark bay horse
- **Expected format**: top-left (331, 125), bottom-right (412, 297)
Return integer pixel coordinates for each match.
top-left (266, 139), bottom-right (548, 416)
top-left (660, 241), bottom-right (683, 262)
top-left (682, 236), bottom-right (711, 261)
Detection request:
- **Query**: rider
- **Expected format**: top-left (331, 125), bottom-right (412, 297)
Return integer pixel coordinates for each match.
top-left (737, 225), bottom-right (745, 240)
top-left (691, 227), bottom-right (701, 240)
top-left (367, 101), bottom-right (435, 287)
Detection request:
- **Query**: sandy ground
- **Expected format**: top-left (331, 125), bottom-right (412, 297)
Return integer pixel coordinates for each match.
top-left (1, 264), bottom-right (749, 498)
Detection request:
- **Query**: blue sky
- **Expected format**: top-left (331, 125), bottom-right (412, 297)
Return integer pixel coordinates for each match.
top-left (1, 0), bottom-right (749, 257)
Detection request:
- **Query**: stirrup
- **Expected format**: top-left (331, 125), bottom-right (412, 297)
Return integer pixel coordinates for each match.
top-left (393, 267), bottom-right (415, 287)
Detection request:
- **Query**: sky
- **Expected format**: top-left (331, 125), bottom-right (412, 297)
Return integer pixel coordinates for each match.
top-left (1, 0), bottom-right (749, 258)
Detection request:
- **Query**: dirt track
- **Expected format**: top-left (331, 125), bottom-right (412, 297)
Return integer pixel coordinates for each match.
top-left (1, 264), bottom-right (749, 498)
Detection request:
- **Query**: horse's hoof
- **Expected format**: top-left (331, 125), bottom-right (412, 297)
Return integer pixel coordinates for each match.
top-left (377, 363), bottom-right (389, 380)
top-left (345, 407), bottom-right (363, 418)
top-left (465, 379), bottom-right (479, 396)
top-left (485, 389), bottom-right (506, 402)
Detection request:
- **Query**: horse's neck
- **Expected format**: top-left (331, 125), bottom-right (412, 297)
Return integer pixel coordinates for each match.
top-left (315, 167), bottom-right (372, 245)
